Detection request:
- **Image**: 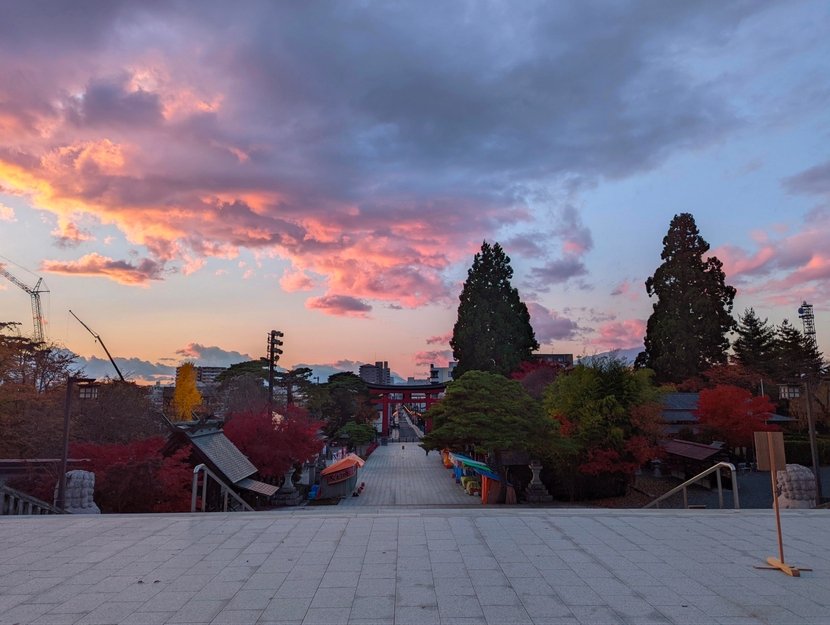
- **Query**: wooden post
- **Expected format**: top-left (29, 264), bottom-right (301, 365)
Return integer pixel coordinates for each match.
top-left (753, 431), bottom-right (810, 577)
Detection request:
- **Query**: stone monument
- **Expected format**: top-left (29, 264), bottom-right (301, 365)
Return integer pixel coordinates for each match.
top-left (777, 464), bottom-right (816, 509)
top-left (55, 470), bottom-right (100, 514)
top-left (524, 460), bottom-right (553, 504)
top-left (274, 466), bottom-right (302, 506)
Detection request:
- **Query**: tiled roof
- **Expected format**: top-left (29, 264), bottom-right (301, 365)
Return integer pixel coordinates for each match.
top-left (189, 429), bottom-right (256, 484)
top-left (663, 392), bottom-right (700, 410)
top-left (662, 439), bottom-right (722, 461)
top-left (236, 477), bottom-right (279, 496)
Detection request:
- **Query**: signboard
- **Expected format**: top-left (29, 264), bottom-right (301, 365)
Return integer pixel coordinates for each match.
top-left (323, 464), bottom-right (356, 485)
top-left (755, 432), bottom-right (786, 471)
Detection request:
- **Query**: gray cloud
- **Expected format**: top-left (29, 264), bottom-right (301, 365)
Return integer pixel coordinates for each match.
top-left (0, 0), bottom-right (783, 308)
top-left (784, 160), bottom-right (830, 197)
top-left (175, 343), bottom-right (255, 366)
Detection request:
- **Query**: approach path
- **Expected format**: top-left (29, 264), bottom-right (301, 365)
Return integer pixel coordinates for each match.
top-left (338, 441), bottom-right (478, 507)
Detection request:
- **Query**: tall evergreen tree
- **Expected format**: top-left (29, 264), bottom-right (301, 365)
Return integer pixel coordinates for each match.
top-left (635, 213), bottom-right (736, 383)
top-left (733, 308), bottom-right (777, 378)
top-left (451, 241), bottom-right (538, 378)
top-left (773, 320), bottom-right (824, 381)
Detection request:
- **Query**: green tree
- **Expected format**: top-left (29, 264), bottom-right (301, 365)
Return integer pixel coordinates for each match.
top-left (636, 213), bottom-right (736, 383)
top-left (171, 362), bottom-right (202, 421)
top-left (307, 372), bottom-right (376, 436)
top-left (215, 360), bottom-right (267, 384)
top-left (451, 242), bottom-right (538, 378)
top-left (337, 421), bottom-right (377, 448)
top-left (275, 366), bottom-right (313, 406)
top-left (773, 320), bottom-right (824, 381)
top-left (543, 356), bottom-right (664, 497)
top-left (421, 371), bottom-right (556, 459)
top-left (733, 308), bottom-right (777, 379)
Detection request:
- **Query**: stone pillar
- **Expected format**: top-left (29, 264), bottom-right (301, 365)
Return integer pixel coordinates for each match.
top-left (524, 460), bottom-right (553, 504)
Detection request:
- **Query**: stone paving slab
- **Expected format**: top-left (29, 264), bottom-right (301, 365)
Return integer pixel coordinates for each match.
top-left (1, 508), bottom-right (829, 624)
top-left (338, 443), bottom-right (478, 507)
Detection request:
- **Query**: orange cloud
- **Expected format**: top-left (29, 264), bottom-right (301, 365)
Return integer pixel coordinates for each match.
top-left (279, 267), bottom-right (316, 292)
top-left (41, 253), bottom-right (163, 285)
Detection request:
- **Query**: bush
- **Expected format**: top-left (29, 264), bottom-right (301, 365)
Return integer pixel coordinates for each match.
top-left (784, 437), bottom-right (830, 466)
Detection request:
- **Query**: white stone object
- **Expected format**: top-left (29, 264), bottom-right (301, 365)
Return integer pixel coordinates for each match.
top-left (54, 470), bottom-right (101, 514)
top-left (776, 464), bottom-right (816, 509)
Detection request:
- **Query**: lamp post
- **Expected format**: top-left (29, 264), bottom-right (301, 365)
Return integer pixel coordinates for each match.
top-left (56, 375), bottom-right (95, 511)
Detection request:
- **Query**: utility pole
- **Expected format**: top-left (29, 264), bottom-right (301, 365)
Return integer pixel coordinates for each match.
top-left (798, 301), bottom-right (823, 505)
top-left (267, 330), bottom-right (284, 411)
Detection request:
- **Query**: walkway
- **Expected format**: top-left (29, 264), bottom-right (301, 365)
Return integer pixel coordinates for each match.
top-left (339, 442), bottom-right (478, 507)
top-left (0, 508), bottom-right (827, 624)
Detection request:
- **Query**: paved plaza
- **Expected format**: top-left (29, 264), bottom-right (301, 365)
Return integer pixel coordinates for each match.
top-left (2, 505), bottom-right (829, 624)
top-left (339, 443), bottom-right (478, 507)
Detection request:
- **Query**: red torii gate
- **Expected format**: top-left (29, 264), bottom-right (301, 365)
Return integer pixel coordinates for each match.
top-left (365, 382), bottom-right (447, 436)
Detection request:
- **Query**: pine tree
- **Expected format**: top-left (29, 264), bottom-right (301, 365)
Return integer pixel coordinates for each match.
top-left (451, 241), bottom-right (538, 378)
top-left (773, 320), bottom-right (824, 381)
top-left (733, 308), bottom-right (777, 378)
top-left (635, 213), bottom-right (736, 384)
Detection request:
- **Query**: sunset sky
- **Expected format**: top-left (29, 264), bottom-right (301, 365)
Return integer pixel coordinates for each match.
top-left (1, 1), bottom-right (829, 383)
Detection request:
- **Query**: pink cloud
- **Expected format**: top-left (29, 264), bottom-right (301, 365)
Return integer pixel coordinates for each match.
top-left (414, 349), bottom-right (454, 367)
top-left (588, 319), bottom-right (645, 351)
top-left (527, 302), bottom-right (580, 345)
top-left (426, 333), bottom-right (452, 346)
top-left (51, 221), bottom-right (94, 248)
top-left (306, 294), bottom-right (372, 318)
top-left (0, 203), bottom-right (15, 221)
top-left (279, 267), bottom-right (316, 292)
top-left (711, 206), bottom-right (830, 305)
top-left (41, 253), bottom-right (163, 285)
top-left (610, 279), bottom-right (641, 301)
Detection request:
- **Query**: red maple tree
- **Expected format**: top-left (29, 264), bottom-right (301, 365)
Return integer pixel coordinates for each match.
top-left (70, 437), bottom-right (192, 513)
top-left (223, 405), bottom-right (323, 479)
top-left (695, 385), bottom-right (776, 448)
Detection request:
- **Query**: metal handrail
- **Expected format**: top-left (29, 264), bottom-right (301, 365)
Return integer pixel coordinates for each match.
top-left (643, 462), bottom-right (740, 510)
top-left (190, 464), bottom-right (255, 513)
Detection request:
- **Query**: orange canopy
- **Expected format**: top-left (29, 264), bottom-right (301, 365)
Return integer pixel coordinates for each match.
top-left (320, 453), bottom-right (365, 476)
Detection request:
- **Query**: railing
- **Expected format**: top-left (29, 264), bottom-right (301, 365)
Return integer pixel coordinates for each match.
top-left (0, 483), bottom-right (64, 515)
top-left (190, 464), bottom-right (254, 513)
top-left (643, 462), bottom-right (740, 510)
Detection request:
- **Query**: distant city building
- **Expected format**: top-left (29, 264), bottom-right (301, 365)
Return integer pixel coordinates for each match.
top-left (359, 361), bottom-right (391, 385)
top-left (175, 365), bottom-right (228, 387)
top-left (533, 353), bottom-right (574, 367)
top-left (406, 376), bottom-right (430, 385)
top-left (429, 361), bottom-right (456, 384)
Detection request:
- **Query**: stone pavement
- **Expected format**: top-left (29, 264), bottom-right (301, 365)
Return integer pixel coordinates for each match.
top-left (338, 443), bottom-right (478, 507)
top-left (1, 507), bottom-right (828, 625)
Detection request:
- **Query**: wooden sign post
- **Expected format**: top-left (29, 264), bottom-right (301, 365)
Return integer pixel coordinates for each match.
top-left (753, 431), bottom-right (809, 577)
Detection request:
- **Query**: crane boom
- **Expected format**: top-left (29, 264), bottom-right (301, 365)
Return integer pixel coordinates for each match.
top-left (0, 265), bottom-right (48, 342)
top-left (69, 310), bottom-right (126, 382)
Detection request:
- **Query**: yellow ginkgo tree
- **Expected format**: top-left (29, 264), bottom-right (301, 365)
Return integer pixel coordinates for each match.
top-left (172, 362), bottom-right (202, 421)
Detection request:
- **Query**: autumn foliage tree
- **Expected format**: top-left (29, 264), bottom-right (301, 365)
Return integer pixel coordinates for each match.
top-left (695, 385), bottom-right (776, 448)
top-left (223, 405), bottom-right (323, 479)
top-left (69, 437), bottom-right (192, 513)
top-left (172, 361), bottom-right (202, 421)
top-left (543, 356), bottom-right (664, 496)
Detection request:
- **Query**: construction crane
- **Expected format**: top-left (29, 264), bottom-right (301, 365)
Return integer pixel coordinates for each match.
top-left (0, 264), bottom-right (48, 342)
top-left (69, 310), bottom-right (126, 382)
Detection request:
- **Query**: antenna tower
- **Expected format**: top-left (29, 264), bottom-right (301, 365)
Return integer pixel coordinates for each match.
top-left (798, 301), bottom-right (816, 344)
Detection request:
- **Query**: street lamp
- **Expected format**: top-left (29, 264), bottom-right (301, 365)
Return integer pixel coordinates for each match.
top-left (56, 376), bottom-right (95, 511)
